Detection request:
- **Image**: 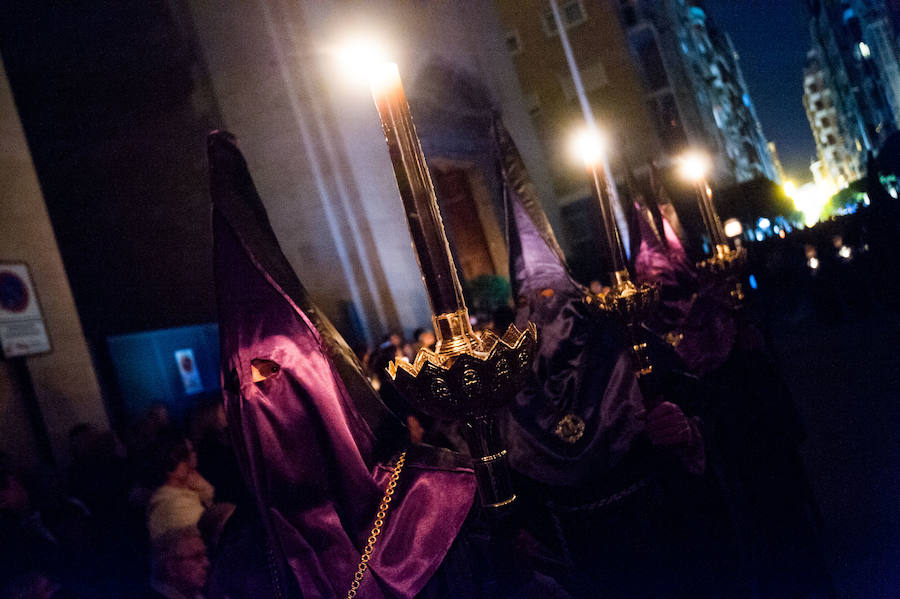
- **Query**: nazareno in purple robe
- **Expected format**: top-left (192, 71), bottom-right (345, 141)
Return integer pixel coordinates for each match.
top-left (492, 119), bottom-right (645, 488)
top-left (207, 131), bottom-right (476, 598)
top-left (630, 176), bottom-right (736, 377)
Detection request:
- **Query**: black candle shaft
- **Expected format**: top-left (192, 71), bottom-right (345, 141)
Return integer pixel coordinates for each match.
top-left (588, 163), bottom-right (627, 273)
top-left (696, 182), bottom-right (727, 246)
top-left (371, 66), bottom-right (466, 316)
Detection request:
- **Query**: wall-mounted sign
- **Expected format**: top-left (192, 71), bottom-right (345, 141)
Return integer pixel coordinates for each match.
top-left (0, 263), bottom-right (51, 358)
top-left (174, 348), bottom-right (203, 395)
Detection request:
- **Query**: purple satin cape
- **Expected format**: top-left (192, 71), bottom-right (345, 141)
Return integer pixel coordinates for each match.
top-left (208, 132), bottom-right (476, 598)
top-left (493, 120), bottom-right (645, 487)
top-left (631, 194), bottom-right (736, 376)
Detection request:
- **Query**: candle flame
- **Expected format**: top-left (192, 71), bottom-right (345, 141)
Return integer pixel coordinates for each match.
top-left (369, 62), bottom-right (401, 93)
top-left (678, 151), bottom-right (711, 183)
top-left (571, 127), bottom-right (606, 167)
top-left (336, 38), bottom-right (391, 83)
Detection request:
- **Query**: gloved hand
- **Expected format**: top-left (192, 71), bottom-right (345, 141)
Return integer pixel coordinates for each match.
top-left (645, 401), bottom-right (692, 446)
top-left (645, 401), bottom-right (706, 475)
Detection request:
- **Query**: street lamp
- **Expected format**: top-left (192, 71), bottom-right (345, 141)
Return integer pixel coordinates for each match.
top-left (723, 218), bottom-right (743, 239)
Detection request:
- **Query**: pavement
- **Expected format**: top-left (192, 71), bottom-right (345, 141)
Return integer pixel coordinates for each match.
top-left (769, 310), bottom-right (900, 597)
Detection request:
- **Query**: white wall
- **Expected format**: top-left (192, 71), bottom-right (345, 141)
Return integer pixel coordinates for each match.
top-left (0, 58), bottom-right (109, 465)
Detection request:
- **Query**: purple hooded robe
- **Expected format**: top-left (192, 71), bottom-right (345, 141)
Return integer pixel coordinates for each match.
top-left (631, 175), bottom-right (736, 377)
top-left (492, 120), bottom-right (646, 488)
top-left (208, 131), bottom-right (476, 598)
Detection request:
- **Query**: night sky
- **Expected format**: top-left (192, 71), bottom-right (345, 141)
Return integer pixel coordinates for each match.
top-left (704, 0), bottom-right (817, 182)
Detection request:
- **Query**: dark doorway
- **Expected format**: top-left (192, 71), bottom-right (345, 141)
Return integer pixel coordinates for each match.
top-left (434, 167), bottom-right (497, 281)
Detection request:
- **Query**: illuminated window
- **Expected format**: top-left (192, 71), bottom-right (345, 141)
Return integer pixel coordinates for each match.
top-left (543, 0), bottom-right (587, 36)
top-left (564, 0), bottom-right (586, 25)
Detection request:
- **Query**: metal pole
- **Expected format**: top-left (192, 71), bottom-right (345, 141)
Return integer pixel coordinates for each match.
top-left (548, 0), bottom-right (631, 255)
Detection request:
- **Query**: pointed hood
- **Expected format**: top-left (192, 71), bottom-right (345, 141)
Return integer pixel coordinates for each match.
top-left (630, 169), bottom-right (696, 296)
top-left (493, 118), bottom-right (576, 299)
top-left (649, 165), bottom-right (689, 247)
top-left (630, 165), bottom-right (735, 377)
top-left (493, 119), bottom-right (644, 487)
top-left (209, 131), bottom-right (475, 598)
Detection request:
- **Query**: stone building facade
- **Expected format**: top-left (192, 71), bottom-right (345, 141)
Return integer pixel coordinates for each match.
top-left (620, 0), bottom-right (777, 184)
top-left (805, 0), bottom-right (900, 182)
top-left (803, 48), bottom-right (863, 186)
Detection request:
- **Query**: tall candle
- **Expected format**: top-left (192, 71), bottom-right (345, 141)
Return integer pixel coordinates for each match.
top-left (370, 63), bottom-right (466, 317)
top-left (586, 159), bottom-right (628, 275)
top-left (695, 180), bottom-right (727, 246)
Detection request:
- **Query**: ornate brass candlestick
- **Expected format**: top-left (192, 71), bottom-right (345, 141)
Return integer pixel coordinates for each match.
top-left (682, 156), bottom-right (747, 306)
top-left (696, 242), bottom-right (747, 305)
top-left (370, 63), bottom-right (536, 507)
top-left (578, 137), bottom-right (659, 378)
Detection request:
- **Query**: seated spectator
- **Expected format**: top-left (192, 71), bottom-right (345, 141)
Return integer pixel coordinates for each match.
top-left (0, 462), bottom-right (96, 593)
top-left (189, 400), bottom-right (248, 507)
top-left (146, 434), bottom-right (215, 542)
top-left (145, 526), bottom-right (209, 599)
top-left (411, 326), bottom-right (436, 354)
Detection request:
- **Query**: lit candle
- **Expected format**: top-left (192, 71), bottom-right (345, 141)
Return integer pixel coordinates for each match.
top-left (679, 152), bottom-right (727, 247)
top-left (576, 129), bottom-right (628, 275)
top-left (369, 63), bottom-right (466, 318)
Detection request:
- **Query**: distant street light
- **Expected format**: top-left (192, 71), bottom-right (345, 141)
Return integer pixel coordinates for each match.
top-left (724, 218), bottom-right (743, 239)
top-left (783, 180), bottom-right (797, 197)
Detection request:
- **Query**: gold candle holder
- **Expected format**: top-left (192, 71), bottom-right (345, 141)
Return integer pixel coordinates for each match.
top-left (370, 63), bottom-right (537, 507)
top-left (577, 132), bottom-right (660, 378)
top-left (689, 169), bottom-right (747, 306)
top-left (584, 270), bottom-right (660, 377)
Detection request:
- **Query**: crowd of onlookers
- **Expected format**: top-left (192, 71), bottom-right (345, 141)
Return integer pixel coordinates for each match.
top-left (0, 399), bottom-right (243, 598)
top-left (0, 321), bottom-right (489, 599)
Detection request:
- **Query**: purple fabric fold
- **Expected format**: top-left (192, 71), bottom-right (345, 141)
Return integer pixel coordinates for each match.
top-left (209, 131), bottom-right (475, 598)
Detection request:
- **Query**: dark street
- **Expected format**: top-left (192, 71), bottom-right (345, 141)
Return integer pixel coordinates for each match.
top-left (770, 305), bottom-right (900, 596)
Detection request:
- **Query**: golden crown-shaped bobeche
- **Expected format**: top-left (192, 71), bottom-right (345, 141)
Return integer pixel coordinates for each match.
top-left (387, 314), bottom-right (537, 421)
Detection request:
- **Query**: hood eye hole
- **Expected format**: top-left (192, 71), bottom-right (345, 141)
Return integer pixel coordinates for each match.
top-left (251, 359), bottom-right (281, 382)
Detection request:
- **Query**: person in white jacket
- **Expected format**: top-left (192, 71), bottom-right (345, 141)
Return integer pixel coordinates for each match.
top-left (146, 433), bottom-right (215, 542)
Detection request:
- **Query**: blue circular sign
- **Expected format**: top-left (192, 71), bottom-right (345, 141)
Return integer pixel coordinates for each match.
top-left (0, 271), bottom-right (29, 313)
